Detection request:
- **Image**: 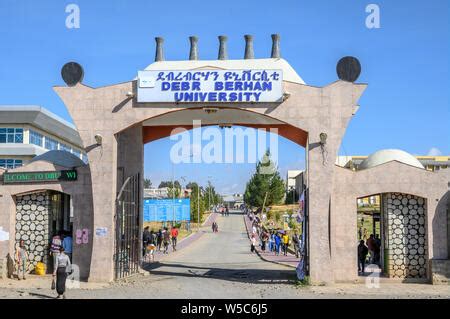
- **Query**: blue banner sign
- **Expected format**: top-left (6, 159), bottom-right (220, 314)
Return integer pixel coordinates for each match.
top-left (137, 69), bottom-right (283, 103)
top-left (143, 198), bottom-right (191, 222)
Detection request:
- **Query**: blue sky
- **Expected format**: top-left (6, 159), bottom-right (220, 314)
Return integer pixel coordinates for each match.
top-left (0, 0), bottom-right (448, 193)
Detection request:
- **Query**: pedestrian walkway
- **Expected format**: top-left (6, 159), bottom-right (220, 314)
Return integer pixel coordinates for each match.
top-left (243, 214), bottom-right (299, 268)
top-left (149, 212), bottom-right (220, 263)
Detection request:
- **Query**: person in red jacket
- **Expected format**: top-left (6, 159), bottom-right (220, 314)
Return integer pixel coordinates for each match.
top-left (170, 226), bottom-right (179, 251)
top-left (366, 234), bottom-right (376, 263)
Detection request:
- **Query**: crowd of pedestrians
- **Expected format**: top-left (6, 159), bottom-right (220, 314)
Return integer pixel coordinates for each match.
top-left (142, 225), bottom-right (180, 262)
top-left (246, 207), bottom-right (301, 258)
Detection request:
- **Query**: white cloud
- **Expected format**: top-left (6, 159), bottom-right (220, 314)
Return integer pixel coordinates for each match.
top-left (427, 147), bottom-right (442, 156)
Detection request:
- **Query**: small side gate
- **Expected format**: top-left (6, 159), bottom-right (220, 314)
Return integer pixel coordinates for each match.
top-left (114, 174), bottom-right (141, 280)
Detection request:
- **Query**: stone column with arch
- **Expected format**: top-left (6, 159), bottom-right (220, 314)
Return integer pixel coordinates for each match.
top-left (54, 61), bottom-right (366, 283)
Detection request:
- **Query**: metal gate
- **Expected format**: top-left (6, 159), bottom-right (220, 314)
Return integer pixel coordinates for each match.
top-left (114, 173), bottom-right (141, 280)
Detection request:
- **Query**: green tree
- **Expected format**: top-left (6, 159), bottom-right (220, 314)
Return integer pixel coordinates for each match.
top-left (167, 185), bottom-right (181, 198)
top-left (204, 181), bottom-right (221, 208)
top-left (159, 180), bottom-right (181, 189)
top-left (189, 182), bottom-right (206, 223)
top-left (244, 149), bottom-right (285, 208)
top-left (143, 178), bottom-right (152, 188)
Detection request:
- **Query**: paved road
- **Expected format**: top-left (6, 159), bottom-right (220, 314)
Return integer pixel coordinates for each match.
top-left (1, 210), bottom-right (449, 299)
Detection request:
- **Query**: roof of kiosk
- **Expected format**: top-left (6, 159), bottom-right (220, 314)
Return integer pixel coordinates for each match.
top-left (359, 149), bottom-right (425, 170)
top-left (144, 58), bottom-right (305, 84)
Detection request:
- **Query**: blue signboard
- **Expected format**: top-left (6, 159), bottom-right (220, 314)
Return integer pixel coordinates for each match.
top-left (143, 198), bottom-right (191, 222)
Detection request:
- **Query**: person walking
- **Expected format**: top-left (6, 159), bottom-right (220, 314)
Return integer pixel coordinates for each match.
top-left (163, 228), bottom-right (170, 254)
top-left (53, 246), bottom-right (71, 299)
top-left (282, 233), bottom-right (290, 256)
top-left (171, 226), bottom-right (179, 251)
top-left (250, 234), bottom-right (257, 253)
top-left (143, 226), bottom-right (151, 256)
top-left (358, 240), bottom-right (369, 274)
top-left (50, 233), bottom-right (62, 272)
top-left (268, 231), bottom-right (274, 252)
top-left (260, 231), bottom-right (268, 252)
top-left (292, 232), bottom-right (300, 258)
top-left (156, 229), bottom-right (163, 252)
top-left (274, 233), bottom-right (281, 256)
top-left (15, 240), bottom-right (29, 280)
top-left (366, 234), bottom-right (376, 263)
top-left (62, 232), bottom-right (73, 262)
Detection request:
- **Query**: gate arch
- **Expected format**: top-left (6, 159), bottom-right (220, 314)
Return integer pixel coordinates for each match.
top-left (54, 57), bottom-right (367, 283)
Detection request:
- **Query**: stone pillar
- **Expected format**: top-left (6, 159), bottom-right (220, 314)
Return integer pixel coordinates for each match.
top-left (305, 81), bottom-right (366, 284)
top-left (54, 84), bottom-right (119, 282)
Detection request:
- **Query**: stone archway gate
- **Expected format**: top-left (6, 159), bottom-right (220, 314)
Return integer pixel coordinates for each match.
top-left (54, 56), bottom-right (366, 284)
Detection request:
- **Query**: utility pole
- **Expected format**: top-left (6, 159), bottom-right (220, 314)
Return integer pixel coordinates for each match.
top-left (172, 162), bottom-right (175, 226)
top-left (208, 175), bottom-right (212, 212)
top-left (261, 191), bottom-right (268, 214)
top-left (197, 184), bottom-right (200, 231)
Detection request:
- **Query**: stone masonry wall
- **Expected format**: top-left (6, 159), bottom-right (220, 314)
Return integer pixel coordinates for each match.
top-left (383, 193), bottom-right (427, 278)
top-left (15, 192), bottom-right (50, 273)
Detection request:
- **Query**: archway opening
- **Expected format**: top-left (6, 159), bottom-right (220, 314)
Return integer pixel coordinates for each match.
top-left (356, 193), bottom-right (428, 280)
top-left (14, 190), bottom-right (72, 276)
top-left (114, 107), bottom-right (309, 282)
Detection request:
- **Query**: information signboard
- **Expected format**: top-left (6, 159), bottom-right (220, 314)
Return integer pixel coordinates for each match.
top-left (143, 198), bottom-right (191, 222)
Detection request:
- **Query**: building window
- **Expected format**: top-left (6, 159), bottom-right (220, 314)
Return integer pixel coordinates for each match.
top-left (59, 143), bottom-right (71, 152)
top-left (29, 130), bottom-right (43, 147)
top-left (72, 149), bottom-right (81, 158)
top-left (0, 159), bottom-right (22, 169)
top-left (45, 136), bottom-right (59, 150)
top-left (0, 128), bottom-right (23, 143)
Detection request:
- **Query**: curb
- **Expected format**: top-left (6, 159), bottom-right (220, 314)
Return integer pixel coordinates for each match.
top-left (243, 215), bottom-right (297, 269)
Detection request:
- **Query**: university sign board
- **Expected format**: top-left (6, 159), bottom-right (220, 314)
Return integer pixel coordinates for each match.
top-left (137, 69), bottom-right (283, 103)
top-left (143, 198), bottom-right (191, 222)
top-left (2, 170), bottom-right (77, 184)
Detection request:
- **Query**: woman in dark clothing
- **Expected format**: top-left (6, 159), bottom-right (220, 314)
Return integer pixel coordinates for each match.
top-left (157, 229), bottom-right (163, 251)
top-left (53, 246), bottom-right (71, 299)
top-left (357, 240), bottom-right (369, 274)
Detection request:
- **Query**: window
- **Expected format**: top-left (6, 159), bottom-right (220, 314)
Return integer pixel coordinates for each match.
top-left (45, 136), bottom-right (59, 150)
top-left (29, 130), bottom-right (43, 147)
top-left (0, 128), bottom-right (23, 143)
top-left (72, 149), bottom-right (81, 158)
top-left (59, 143), bottom-right (71, 152)
top-left (0, 159), bottom-right (22, 169)
top-left (81, 153), bottom-right (88, 163)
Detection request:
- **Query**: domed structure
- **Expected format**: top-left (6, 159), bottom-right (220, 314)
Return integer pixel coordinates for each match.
top-left (359, 149), bottom-right (424, 170)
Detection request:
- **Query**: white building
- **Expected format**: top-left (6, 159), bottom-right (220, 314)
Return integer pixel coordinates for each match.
top-left (286, 169), bottom-right (302, 190)
top-left (0, 105), bottom-right (86, 169)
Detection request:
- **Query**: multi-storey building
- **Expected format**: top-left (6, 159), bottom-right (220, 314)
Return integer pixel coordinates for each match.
top-left (0, 105), bottom-right (87, 169)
